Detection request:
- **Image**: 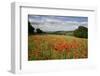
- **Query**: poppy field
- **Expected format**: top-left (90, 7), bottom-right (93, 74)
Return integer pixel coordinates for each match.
top-left (28, 35), bottom-right (88, 60)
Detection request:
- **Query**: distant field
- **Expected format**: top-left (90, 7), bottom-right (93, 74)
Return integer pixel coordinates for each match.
top-left (28, 35), bottom-right (88, 60)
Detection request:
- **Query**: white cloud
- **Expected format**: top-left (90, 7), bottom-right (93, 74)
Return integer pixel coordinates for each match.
top-left (31, 21), bottom-right (87, 32)
top-left (29, 16), bottom-right (88, 32)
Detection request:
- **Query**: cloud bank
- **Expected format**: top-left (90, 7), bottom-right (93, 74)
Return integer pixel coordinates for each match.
top-left (28, 15), bottom-right (88, 32)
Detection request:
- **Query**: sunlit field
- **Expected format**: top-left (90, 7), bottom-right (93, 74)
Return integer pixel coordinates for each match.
top-left (28, 35), bottom-right (88, 60)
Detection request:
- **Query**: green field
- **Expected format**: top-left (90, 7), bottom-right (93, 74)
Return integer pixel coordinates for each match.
top-left (28, 35), bottom-right (88, 60)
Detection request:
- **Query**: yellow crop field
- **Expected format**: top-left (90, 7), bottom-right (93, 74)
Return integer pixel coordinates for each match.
top-left (28, 35), bottom-right (88, 60)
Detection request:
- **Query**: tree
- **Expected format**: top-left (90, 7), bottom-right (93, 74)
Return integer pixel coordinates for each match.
top-left (28, 21), bottom-right (35, 35)
top-left (73, 26), bottom-right (88, 38)
top-left (36, 28), bottom-right (43, 34)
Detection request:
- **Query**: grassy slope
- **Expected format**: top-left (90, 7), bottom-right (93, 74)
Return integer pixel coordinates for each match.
top-left (28, 35), bottom-right (88, 60)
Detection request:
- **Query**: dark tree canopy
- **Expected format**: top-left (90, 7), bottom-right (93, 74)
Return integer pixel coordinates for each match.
top-left (28, 21), bottom-right (35, 35)
top-left (36, 28), bottom-right (43, 33)
top-left (73, 26), bottom-right (88, 38)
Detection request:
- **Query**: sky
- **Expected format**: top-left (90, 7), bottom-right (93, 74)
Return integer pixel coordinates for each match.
top-left (28, 15), bottom-right (88, 32)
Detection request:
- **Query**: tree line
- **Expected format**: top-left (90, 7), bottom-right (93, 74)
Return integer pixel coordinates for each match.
top-left (28, 21), bottom-right (43, 35)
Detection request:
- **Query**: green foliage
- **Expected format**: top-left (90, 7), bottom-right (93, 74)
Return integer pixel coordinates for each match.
top-left (36, 28), bottom-right (43, 33)
top-left (28, 21), bottom-right (35, 35)
top-left (74, 26), bottom-right (88, 38)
